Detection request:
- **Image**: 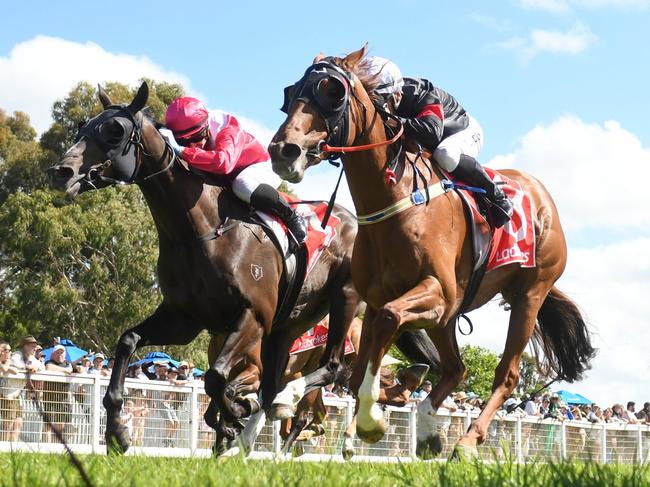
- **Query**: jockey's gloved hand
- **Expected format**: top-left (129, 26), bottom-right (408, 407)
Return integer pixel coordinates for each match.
top-left (159, 128), bottom-right (183, 156)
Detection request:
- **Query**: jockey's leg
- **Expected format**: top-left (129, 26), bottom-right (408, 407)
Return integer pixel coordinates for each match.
top-left (232, 162), bottom-right (307, 246)
top-left (433, 116), bottom-right (513, 227)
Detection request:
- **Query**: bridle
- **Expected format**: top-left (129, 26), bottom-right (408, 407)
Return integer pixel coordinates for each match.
top-left (281, 59), bottom-right (404, 163)
top-left (75, 104), bottom-right (176, 188)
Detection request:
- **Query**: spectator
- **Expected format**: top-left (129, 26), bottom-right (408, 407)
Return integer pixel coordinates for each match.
top-left (622, 401), bottom-right (639, 424)
top-left (167, 367), bottom-right (187, 385)
top-left (636, 402), bottom-right (650, 424)
top-left (322, 383), bottom-right (337, 398)
top-left (105, 357), bottom-right (115, 376)
top-left (42, 344), bottom-right (73, 442)
top-left (153, 361), bottom-right (169, 381)
top-left (11, 335), bottom-right (44, 374)
top-left (0, 342), bottom-right (23, 442)
top-left (131, 395), bottom-right (150, 447)
top-left (410, 380), bottom-right (432, 401)
top-left (127, 364), bottom-right (148, 381)
top-left (34, 345), bottom-right (44, 364)
top-left (88, 354), bottom-right (109, 376)
top-left (544, 394), bottom-right (561, 420)
top-left (611, 404), bottom-right (627, 423)
top-left (177, 361), bottom-right (191, 381)
top-left (525, 393), bottom-right (542, 418)
top-left (539, 398), bottom-right (550, 417)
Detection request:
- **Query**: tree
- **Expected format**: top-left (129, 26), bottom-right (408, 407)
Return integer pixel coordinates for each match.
top-left (0, 110), bottom-right (45, 204)
top-left (0, 79), bottom-right (213, 369)
top-left (459, 344), bottom-right (499, 400)
top-left (515, 351), bottom-right (549, 398)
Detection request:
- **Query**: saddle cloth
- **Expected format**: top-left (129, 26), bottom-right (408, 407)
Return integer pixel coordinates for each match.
top-left (289, 319), bottom-right (355, 355)
top-left (459, 168), bottom-right (536, 272)
top-left (255, 196), bottom-right (341, 276)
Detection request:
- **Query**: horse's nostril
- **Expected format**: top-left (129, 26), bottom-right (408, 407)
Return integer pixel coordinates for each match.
top-left (280, 143), bottom-right (302, 162)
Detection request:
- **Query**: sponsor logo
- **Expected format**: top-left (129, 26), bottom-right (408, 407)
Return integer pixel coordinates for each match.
top-left (251, 264), bottom-right (263, 281)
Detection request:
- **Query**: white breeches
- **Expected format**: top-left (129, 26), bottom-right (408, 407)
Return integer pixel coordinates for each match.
top-left (231, 161), bottom-right (282, 203)
top-left (433, 115), bottom-right (484, 172)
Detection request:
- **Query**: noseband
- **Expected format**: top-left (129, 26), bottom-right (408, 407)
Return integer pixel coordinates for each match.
top-left (75, 105), bottom-right (175, 187)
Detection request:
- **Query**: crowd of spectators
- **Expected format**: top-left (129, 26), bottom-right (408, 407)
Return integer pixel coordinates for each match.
top-left (408, 383), bottom-right (650, 426)
top-left (0, 335), bottom-right (203, 444)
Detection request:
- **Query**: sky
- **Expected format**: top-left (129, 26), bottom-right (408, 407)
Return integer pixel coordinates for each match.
top-left (1, 0), bottom-right (648, 409)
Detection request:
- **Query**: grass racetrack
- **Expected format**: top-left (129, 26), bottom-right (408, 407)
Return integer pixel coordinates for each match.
top-left (1, 453), bottom-right (649, 486)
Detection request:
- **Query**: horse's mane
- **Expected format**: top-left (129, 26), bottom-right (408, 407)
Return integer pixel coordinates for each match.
top-left (332, 54), bottom-right (384, 105)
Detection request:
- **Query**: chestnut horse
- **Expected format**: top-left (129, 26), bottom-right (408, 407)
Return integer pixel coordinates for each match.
top-left (48, 82), bottom-right (363, 453)
top-left (269, 46), bottom-right (595, 458)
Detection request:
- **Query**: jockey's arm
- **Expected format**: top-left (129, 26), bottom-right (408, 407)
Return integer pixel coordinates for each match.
top-left (181, 124), bottom-right (247, 175)
top-left (399, 103), bottom-right (445, 151)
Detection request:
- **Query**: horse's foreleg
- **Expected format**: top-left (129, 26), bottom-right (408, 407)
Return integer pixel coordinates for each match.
top-left (271, 281), bottom-right (358, 418)
top-left (104, 303), bottom-right (201, 454)
top-left (351, 276), bottom-right (446, 444)
top-left (454, 294), bottom-right (542, 455)
top-left (281, 388), bottom-right (323, 454)
top-left (414, 324), bottom-right (466, 458)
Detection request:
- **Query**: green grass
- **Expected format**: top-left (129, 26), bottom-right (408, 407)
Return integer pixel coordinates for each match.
top-left (0, 452), bottom-right (648, 486)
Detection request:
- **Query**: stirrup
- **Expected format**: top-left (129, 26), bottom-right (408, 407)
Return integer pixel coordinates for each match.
top-left (489, 199), bottom-right (513, 228)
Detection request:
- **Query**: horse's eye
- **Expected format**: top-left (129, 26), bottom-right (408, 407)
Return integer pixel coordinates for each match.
top-left (315, 77), bottom-right (346, 111)
top-left (98, 119), bottom-right (125, 145)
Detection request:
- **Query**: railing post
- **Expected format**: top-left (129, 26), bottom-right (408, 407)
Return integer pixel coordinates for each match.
top-left (560, 421), bottom-right (567, 460)
top-left (637, 425), bottom-right (643, 464)
top-left (272, 419), bottom-right (282, 455)
top-left (464, 410), bottom-right (472, 432)
top-left (189, 382), bottom-right (199, 454)
top-left (601, 424), bottom-right (607, 464)
top-left (91, 375), bottom-right (101, 453)
top-left (516, 417), bottom-right (523, 463)
top-left (409, 402), bottom-right (417, 458)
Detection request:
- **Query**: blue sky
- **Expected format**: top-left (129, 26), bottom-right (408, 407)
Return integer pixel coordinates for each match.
top-left (1, 0), bottom-right (649, 406)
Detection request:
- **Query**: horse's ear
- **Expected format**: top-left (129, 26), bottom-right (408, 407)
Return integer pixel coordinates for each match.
top-left (341, 43), bottom-right (368, 70)
top-left (312, 53), bottom-right (326, 64)
top-left (127, 81), bottom-right (149, 114)
top-left (97, 84), bottom-right (113, 109)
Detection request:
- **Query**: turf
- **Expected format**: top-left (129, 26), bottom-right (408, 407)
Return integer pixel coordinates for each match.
top-left (0, 452), bottom-right (648, 486)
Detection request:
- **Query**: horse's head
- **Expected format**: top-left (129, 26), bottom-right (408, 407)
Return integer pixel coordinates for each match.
top-left (269, 45), bottom-right (378, 183)
top-left (48, 82), bottom-right (152, 197)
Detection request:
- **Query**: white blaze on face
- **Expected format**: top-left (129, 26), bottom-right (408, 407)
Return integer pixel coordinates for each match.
top-left (356, 362), bottom-right (383, 432)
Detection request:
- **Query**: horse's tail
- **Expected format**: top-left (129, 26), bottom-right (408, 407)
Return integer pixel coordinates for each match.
top-left (530, 286), bottom-right (596, 382)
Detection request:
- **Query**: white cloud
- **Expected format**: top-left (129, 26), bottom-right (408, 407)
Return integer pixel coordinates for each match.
top-left (468, 13), bottom-right (513, 32)
top-left (0, 36), bottom-right (200, 133)
top-left (518, 0), bottom-right (649, 12)
top-left (494, 22), bottom-right (598, 61)
top-left (487, 116), bottom-right (650, 233)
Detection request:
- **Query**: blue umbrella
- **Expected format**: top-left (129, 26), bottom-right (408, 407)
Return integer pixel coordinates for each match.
top-left (555, 389), bottom-right (593, 405)
top-left (42, 339), bottom-right (88, 363)
top-left (129, 351), bottom-right (180, 371)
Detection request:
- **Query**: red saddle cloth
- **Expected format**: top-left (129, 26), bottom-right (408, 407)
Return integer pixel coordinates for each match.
top-left (278, 194), bottom-right (342, 275)
top-left (289, 320), bottom-right (355, 355)
top-left (460, 168), bottom-right (536, 271)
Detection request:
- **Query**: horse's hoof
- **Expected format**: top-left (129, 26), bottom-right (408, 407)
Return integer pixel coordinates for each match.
top-left (398, 363), bottom-right (430, 389)
top-left (268, 404), bottom-right (296, 421)
top-left (106, 426), bottom-right (130, 455)
top-left (450, 444), bottom-right (479, 462)
top-left (342, 438), bottom-right (355, 461)
top-left (356, 421), bottom-right (386, 444)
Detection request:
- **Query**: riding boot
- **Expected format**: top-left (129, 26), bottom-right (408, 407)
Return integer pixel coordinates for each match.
top-left (250, 184), bottom-right (308, 247)
top-left (451, 155), bottom-right (514, 228)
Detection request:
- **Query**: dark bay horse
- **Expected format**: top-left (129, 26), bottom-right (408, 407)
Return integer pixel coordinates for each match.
top-left (269, 46), bottom-right (595, 458)
top-left (48, 82), bottom-right (363, 453)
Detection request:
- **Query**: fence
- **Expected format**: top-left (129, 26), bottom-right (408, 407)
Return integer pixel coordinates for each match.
top-left (1, 372), bottom-right (649, 462)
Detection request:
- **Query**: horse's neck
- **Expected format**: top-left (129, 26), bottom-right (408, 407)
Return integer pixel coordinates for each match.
top-left (137, 123), bottom-right (223, 242)
top-left (343, 106), bottom-right (431, 216)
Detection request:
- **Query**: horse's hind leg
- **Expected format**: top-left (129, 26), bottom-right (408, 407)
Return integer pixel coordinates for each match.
top-left (205, 309), bottom-right (263, 421)
top-left (271, 280), bottom-right (359, 419)
top-left (281, 388), bottom-right (324, 454)
top-left (454, 286), bottom-right (547, 456)
top-left (104, 302), bottom-right (201, 453)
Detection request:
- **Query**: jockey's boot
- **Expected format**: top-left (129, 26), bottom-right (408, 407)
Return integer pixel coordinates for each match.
top-left (250, 184), bottom-right (308, 248)
top-left (451, 155), bottom-right (514, 228)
